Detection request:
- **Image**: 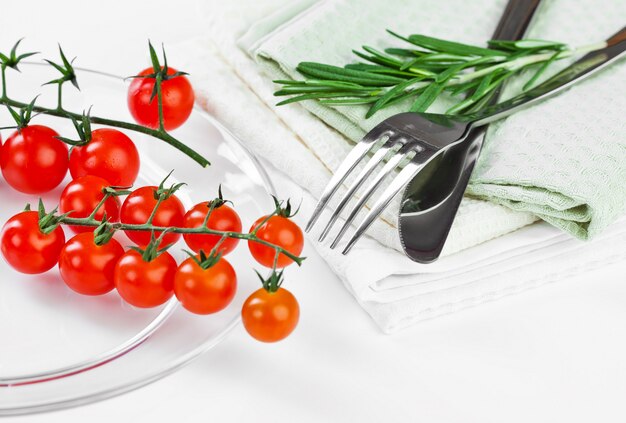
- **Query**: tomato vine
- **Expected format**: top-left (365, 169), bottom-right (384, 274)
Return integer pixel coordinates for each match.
top-left (35, 175), bottom-right (306, 268)
top-left (0, 40), bottom-right (210, 167)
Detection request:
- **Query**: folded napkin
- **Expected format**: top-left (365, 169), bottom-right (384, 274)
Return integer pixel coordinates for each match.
top-left (243, 0), bottom-right (626, 240)
top-left (173, 0), bottom-right (626, 332)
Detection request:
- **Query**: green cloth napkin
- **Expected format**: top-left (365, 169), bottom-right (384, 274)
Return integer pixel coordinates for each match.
top-left (240, 0), bottom-right (626, 240)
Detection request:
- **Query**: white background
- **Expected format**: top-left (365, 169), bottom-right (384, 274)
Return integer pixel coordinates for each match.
top-left (2, 1), bottom-right (626, 422)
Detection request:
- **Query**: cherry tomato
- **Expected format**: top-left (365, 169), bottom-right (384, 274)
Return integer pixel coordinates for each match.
top-left (58, 233), bottom-right (124, 295)
top-left (183, 202), bottom-right (242, 256)
top-left (1, 211), bottom-right (66, 274)
top-left (59, 175), bottom-right (120, 234)
top-left (248, 216), bottom-right (304, 268)
top-left (114, 250), bottom-right (176, 308)
top-left (174, 256), bottom-right (237, 314)
top-left (69, 128), bottom-right (140, 187)
top-left (0, 125), bottom-right (68, 194)
top-left (120, 186), bottom-right (185, 247)
top-left (127, 67), bottom-right (194, 131)
top-left (241, 287), bottom-right (299, 342)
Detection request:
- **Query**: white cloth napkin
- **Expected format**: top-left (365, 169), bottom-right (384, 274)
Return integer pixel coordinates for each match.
top-left (172, 0), bottom-right (626, 332)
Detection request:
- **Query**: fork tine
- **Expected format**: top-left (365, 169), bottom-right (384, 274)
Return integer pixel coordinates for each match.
top-left (305, 126), bottom-right (391, 232)
top-left (340, 159), bottom-right (424, 254)
top-left (328, 142), bottom-right (415, 249)
top-left (341, 149), bottom-right (444, 255)
top-left (318, 137), bottom-right (404, 242)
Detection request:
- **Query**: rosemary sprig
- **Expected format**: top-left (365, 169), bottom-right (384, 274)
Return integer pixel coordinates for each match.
top-left (274, 30), bottom-right (606, 117)
top-left (0, 40), bottom-right (210, 167)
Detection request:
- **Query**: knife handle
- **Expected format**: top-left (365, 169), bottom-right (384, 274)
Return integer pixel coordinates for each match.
top-left (473, 25), bottom-right (626, 127)
top-left (493, 0), bottom-right (542, 41)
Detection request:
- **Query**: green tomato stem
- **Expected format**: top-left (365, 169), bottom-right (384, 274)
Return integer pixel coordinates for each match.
top-left (156, 72), bottom-right (165, 131)
top-left (59, 216), bottom-right (305, 266)
top-left (86, 191), bottom-right (112, 220)
top-left (57, 83), bottom-right (63, 111)
top-left (1, 66), bottom-right (7, 98)
top-left (0, 96), bottom-right (210, 167)
top-left (146, 195), bottom-right (164, 225)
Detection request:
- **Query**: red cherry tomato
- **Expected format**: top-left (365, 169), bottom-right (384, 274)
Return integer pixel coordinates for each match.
top-left (174, 256), bottom-right (237, 314)
top-left (183, 202), bottom-right (242, 256)
top-left (127, 67), bottom-right (194, 131)
top-left (114, 249), bottom-right (177, 308)
top-left (1, 211), bottom-right (66, 274)
top-left (241, 287), bottom-right (299, 343)
top-left (59, 175), bottom-right (120, 234)
top-left (248, 216), bottom-right (304, 268)
top-left (69, 128), bottom-right (140, 187)
top-left (120, 186), bottom-right (185, 247)
top-left (0, 125), bottom-right (68, 194)
top-left (58, 233), bottom-right (124, 295)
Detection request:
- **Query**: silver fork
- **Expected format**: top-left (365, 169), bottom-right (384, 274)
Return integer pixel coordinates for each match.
top-left (306, 25), bottom-right (626, 255)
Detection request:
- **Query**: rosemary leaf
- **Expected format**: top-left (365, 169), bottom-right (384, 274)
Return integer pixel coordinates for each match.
top-left (445, 97), bottom-right (476, 115)
top-left (277, 92), bottom-right (371, 106)
top-left (489, 39), bottom-right (566, 51)
top-left (408, 34), bottom-right (507, 57)
top-left (409, 82), bottom-right (445, 112)
top-left (466, 88), bottom-right (500, 113)
top-left (385, 88), bottom-right (427, 107)
top-left (320, 98), bottom-right (380, 105)
top-left (435, 56), bottom-right (492, 83)
top-left (274, 86), bottom-right (375, 96)
top-left (449, 79), bottom-right (481, 96)
top-left (367, 77), bottom-right (425, 118)
top-left (412, 52), bottom-right (477, 63)
top-left (362, 46), bottom-right (404, 66)
top-left (384, 47), bottom-right (424, 57)
top-left (345, 63), bottom-right (419, 77)
top-left (470, 68), bottom-right (503, 100)
top-left (274, 79), bottom-right (366, 89)
top-left (297, 62), bottom-right (404, 86)
top-left (523, 50), bottom-right (560, 90)
top-left (352, 50), bottom-right (410, 72)
top-left (399, 57), bottom-right (420, 71)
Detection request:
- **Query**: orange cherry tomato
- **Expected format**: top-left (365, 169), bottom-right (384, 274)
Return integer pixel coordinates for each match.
top-left (241, 287), bottom-right (299, 342)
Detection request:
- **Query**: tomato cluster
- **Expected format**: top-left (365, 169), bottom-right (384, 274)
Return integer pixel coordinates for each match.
top-left (1, 182), bottom-right (304, 342)
top-left (1, 65), bottom-right (304, 342)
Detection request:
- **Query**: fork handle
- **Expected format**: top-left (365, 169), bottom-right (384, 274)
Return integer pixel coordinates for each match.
top-left (472, 26), bottom-right (626, 126)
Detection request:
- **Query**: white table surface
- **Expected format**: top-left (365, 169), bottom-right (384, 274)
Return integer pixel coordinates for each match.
top-left (2, 1), bottom-right (626, 422)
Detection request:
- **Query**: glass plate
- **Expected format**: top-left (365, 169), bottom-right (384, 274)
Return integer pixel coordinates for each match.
top-left (0, 64), bottom-right (274, 415)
